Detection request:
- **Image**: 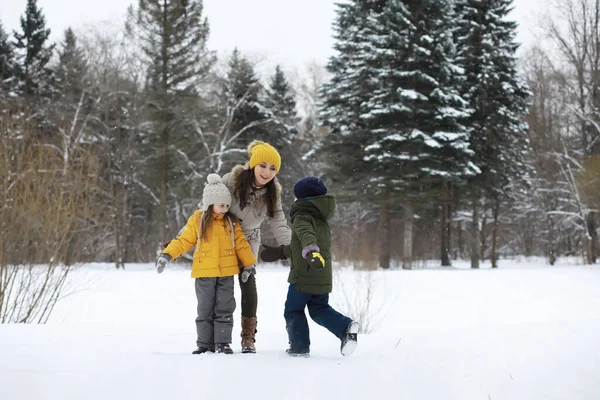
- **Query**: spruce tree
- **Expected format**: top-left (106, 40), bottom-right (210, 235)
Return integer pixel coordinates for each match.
top-left (366, 0), bottom-right (477, 269)
top-left (318, 0), bottom-right (387, 196)
top-left (127, 0), bottom-right (215, 241)
top-left (0, 22), bottom-right (15, 83)
top-left (0, 22), bottom-right (16, 105)
top-left (12, 0), bottom-right (56, 99)
top-left (222, 48), bottom-right (270, 147)
top-left (57, 28), bottom-right (88, 100)
top-left (360, 0), bottom-right (475, 197)
top-left (264, 65), bottom-right (298, 151)
top-left (265, 64), bottom-right (300, 202)
top-left (53, 27), bottom-right (96, 165)
top-left (321, 0), bottom-right (477, 196)
top-left (319, 0), bottom-right (401, 269)
top-left (320, 0), bottom-right (387, 138)
top-left (454, 0), bottom-right (531, 267)
top-left (320, 0), bottom-right (477, 268)
top-left (455, 0), bottom-right (531, 193)
top-left (266, 65), bottom-right (297, 126)
top-left (129, 0), bottom-right (213, 97)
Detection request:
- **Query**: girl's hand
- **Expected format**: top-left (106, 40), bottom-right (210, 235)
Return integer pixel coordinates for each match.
top-left (156, 254), bottom-right (172, 274)
top-left (241, 265), bottom-right (256, 283)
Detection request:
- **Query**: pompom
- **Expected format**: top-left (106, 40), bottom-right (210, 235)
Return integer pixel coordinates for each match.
top-left (247, 140), bottom-right (266, 156)
top-left (206, 173), bottom-right (222, 184)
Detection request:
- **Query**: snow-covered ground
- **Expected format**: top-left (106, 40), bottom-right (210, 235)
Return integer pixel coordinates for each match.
top-left (1, 259), bottom-right (599, 400)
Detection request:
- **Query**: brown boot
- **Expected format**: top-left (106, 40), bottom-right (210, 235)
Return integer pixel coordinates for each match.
top-left (241, 316), bottom-right (257, 353)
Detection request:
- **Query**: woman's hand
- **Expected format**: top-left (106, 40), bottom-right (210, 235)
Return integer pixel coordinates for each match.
top-left (259, 244), bottom-right (287, 262)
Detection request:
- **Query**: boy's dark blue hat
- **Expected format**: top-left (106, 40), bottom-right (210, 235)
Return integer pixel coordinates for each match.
top-left (294, 176), bottom-right (328, 199)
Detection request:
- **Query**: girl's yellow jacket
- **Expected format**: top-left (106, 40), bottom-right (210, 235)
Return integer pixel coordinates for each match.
top-left (163, 210), bottom-right (256, 278)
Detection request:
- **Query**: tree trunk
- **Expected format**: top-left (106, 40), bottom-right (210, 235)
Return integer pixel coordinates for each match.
top-left (524, 218), bottom-right (533, 257)
top-left (441, 182), bottom-right (451, 266)
top-left (586, 211), bottom-right (598, 264)
top-left (471, 195), bottom-right (480, 269)
top-left (122, 183), bottom-right (132, 265)
top-left (113, 92), bottom-right (124, 269)
top-left (159, 10), bottom-right (170, 247)
top-left (403, 201), bottom-right (413, 270)
top-left (115, 185), bottom-right (126, 269)
top-left (548, 216), bottom-right (557, 265)
top-left (378, 196), bottom-right (390, 269)
top-left (457, 220), bottom-right (463, 260)
top-left (114, 199), bottom-right (122, 269)
top-left (480, 204), bottom-right (488, 261)
top-left (107, 139), bottom-right (122, 269)
top-left (158, 119), bottom-right (169, 245)
top-left (491, 197), bottom-right (500, 268)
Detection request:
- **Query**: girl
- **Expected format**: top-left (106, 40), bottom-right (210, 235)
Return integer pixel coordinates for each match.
top-left (221, 140), bottom-right (292, 353)
top-left (156, 174), bottom-right (257, 354)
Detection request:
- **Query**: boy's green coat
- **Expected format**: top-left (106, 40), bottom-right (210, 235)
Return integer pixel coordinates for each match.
top-left (284, 195), bottom-right (336, 294)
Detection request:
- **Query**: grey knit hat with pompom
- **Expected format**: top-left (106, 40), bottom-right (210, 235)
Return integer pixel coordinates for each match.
top-left (201, 174), bottom-right (231, 211)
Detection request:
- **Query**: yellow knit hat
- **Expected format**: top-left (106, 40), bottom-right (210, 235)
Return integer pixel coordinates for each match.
top-left (247, 140), bottom-right (281, 173)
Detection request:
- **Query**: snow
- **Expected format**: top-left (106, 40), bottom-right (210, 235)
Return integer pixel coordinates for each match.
top-left (433, 131), bottom-right (467, 142)
top-left (382, 133), bottom-right (406, 142)
top-left (397, 88), bottom-right (426, 101)
top-left (2, 259), bottom-right (600, 400)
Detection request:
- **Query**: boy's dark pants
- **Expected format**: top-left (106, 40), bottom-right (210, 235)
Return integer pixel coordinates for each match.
top-left (284, 283), bottom-right (352, 353)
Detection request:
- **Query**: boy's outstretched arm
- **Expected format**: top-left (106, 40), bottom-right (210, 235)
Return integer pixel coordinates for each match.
top-left (293, 215), bottom-right (325, 270)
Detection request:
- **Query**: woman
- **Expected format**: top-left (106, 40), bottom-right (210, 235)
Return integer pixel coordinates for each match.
top-left (221, 140), bottom-right (292, 353)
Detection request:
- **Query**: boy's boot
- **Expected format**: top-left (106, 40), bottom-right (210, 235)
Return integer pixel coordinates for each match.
top-left (340, 321), bottom-right (359, 356)
top-left (241, 316), bottom-right (257, 353)
top-left (216, 343), bottom-right (234, 354)
top-left (286, 348), bottom-right (310, 358)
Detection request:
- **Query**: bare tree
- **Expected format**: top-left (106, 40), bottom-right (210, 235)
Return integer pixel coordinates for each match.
top-left (512, 46), bottom-right (579, 263)
top-left (331, 268), bottom-right (397, 334)
top-left (289, 61), bottom-right (329, 175)
top-left (79, 23), bottom-right (149, 265)
top-left (0, 116), bottom-right (102, 323)
top-left (545, 0), bottom-right (600, 262)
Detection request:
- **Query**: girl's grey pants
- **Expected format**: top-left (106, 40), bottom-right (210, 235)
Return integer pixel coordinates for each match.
top-left (194, 276), bottom-right (236, 349)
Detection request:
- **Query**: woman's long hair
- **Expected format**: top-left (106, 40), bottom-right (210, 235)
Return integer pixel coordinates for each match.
top-left (200, 205), bottom-right (236, 243)
top-left (234, 168), bottom-right (278, 218)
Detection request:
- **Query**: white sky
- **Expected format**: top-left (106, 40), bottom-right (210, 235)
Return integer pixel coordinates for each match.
top-left (0, 0), bottom-right (545, 68)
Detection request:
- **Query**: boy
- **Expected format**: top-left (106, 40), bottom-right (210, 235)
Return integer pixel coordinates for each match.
top-left (260, 176), bottom-right (359, 357)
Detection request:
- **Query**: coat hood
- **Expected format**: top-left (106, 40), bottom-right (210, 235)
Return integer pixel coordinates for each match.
top-left (290, 195), bottom-right (336, 221)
